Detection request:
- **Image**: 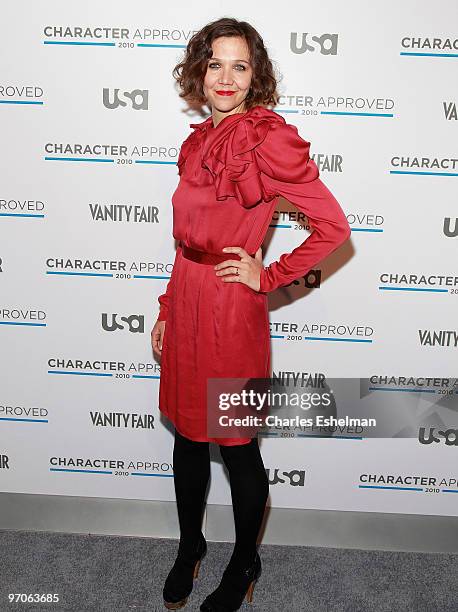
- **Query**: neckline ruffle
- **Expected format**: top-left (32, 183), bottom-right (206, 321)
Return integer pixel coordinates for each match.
top-left (179, 105), bottom-right (286, 208)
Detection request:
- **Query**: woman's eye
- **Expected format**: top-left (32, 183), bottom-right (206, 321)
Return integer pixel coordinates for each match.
top-left (208, 63), bottom-right (246, 71)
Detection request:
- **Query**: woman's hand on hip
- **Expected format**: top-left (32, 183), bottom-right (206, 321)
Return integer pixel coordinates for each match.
top-left (151, 319), bottom-right (166, 358)
top-left (214, 246), bottom-right (263, 292)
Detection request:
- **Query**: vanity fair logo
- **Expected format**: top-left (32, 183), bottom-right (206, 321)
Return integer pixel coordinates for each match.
top-left (89, 202), bottom-right (159, 223)
top-left (0, 84), bottom-right (43, 102)
top-left (44, 142), bottom-right (178, 165)
top-left (43, 25), bottom-right (197, 47)
top-left (263, 369), bottom-right (365, 439)
top-left (443, 218), bottom-right (458, 237)
top-left (0, 198), bottom-right (45, 218)
top-left (379, 272), bottom-right (458, 294)
top-left (103, 88), bottom-right (149, 110)
top-left (101, 313), bottom-right (145, 334)
top-left (266, 468), bottom-right (306, 486)
top-left (90, 411), bottom-right (155, 429)
top-left (271, 370), bottom-right (326, 387)
top-left (290, 32), bottom-right (338, 55)
top-left (418, 329), bottom-right (458, 348)
top-left (311, 152), bottom-right (343, 173)
top-left (276, 94), bottom-right (395, 116)
top-left (45, 256), bottom-right (173, 280)
top-left (443, 102), bottom-right (457, 121)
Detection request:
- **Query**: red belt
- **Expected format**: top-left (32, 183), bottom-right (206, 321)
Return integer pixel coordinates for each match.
top-left (181, 242), bottom-right (256, 265)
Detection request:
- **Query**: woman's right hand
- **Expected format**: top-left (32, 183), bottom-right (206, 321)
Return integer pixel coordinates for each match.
top-left (151, 319), bottom-right (166, 358)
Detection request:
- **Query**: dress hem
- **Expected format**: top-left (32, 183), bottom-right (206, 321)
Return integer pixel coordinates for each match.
top-left (160, 408), bottom-right (255, 446)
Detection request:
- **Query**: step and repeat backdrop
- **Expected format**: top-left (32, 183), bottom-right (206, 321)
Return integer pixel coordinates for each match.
top-left (1, 1), bottom-right (457, 518)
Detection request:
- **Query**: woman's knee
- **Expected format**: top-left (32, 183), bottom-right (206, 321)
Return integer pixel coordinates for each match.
top-left (173, 428), bottom-right (210, 461)
top-left (218, 438), bottom-right (263, 469)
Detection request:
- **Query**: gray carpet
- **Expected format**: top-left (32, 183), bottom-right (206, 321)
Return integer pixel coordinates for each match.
top-left (1, 530), bottom-right (457, 611)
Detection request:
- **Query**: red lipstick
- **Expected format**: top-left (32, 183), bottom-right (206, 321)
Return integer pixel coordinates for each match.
top-left (215, 90), bottom-right (236, 96)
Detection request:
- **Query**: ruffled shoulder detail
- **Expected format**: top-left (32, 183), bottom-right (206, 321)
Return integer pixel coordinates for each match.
top-left (203, 107), bottom-right (317, 208)
top-left (252, 116), bottom-right (319, 186)
top-left (177, 106), bottom-right (318, 209)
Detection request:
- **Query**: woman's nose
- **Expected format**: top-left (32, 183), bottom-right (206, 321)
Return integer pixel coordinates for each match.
top-left (219, 67), bottom-right (233, 84)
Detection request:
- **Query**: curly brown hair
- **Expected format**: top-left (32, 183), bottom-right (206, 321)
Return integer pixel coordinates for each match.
top-left (172, 17), bottom-right (280, 112)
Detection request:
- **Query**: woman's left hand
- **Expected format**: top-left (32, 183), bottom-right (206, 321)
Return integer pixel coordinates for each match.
top-left (214, 246), bottom-right (263, 292)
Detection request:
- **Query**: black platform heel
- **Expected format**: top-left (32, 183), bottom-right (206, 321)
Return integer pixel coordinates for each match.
top-left (163, 532), bottom-right (207, 609)
top-left (199, 551), bottom-right (261, 611)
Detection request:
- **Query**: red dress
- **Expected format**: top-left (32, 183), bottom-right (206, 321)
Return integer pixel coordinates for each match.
top-left (156, 105), bottom-right (350, 446)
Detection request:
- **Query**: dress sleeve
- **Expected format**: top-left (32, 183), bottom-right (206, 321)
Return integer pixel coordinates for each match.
top-left (256, 123), bottom-right (351, 293)
top-left (156, 132), bottom-right (192, 321)
top-left (156, 243), bottom-right (182, 322)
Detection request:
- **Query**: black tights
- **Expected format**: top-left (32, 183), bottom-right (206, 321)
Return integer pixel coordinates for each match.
top-left (172, 428), bottom-right (269, 568)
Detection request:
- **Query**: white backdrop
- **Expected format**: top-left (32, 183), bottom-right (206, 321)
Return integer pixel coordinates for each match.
top-left (1, 1), bottom-right (457, 517)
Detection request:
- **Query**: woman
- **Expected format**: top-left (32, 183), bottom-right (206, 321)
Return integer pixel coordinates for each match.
top-left (151, 17), bottom-right (351, 612)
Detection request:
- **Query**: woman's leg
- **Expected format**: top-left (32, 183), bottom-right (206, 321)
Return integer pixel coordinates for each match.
top-left (172, 427), bottom-right (210, 557)
top-left (163, 429), bottom-right (210, 606)
top-left (218, 437), bottom-right (269, 568)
